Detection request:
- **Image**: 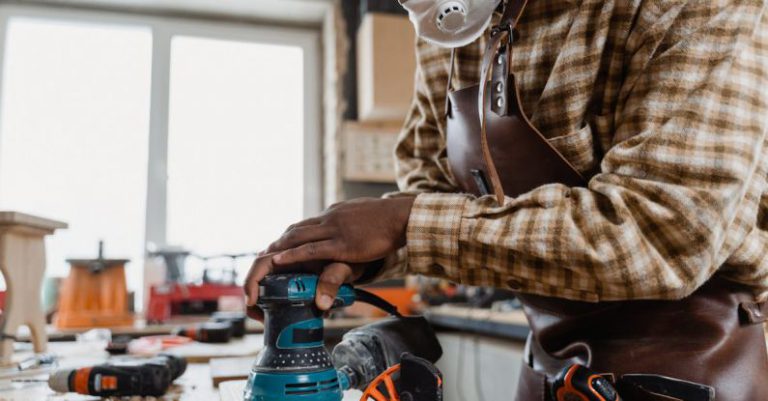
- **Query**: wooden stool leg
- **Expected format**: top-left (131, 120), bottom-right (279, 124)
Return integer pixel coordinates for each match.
top-left (26, 237), bottom-right (47, 353)
top-left (27, 312), bottom-right (48, 354)
top-left (0, 233), bottom-right (49, 363)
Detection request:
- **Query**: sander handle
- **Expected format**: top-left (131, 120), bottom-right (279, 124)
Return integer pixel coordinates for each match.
top-left (351, 288), bottom-right (402, 317)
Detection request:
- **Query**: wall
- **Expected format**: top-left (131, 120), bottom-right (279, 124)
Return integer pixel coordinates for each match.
top-left (339, 1), bottom-right (406, 200)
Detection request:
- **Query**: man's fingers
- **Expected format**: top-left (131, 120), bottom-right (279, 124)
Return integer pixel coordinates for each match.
top-left (246, 305), bottom-right (264, 322)
top-left (244, 255), bottom-right (275, 307)
top-left (315, 262), bottom-right (353, 310)
top-left (266, 225), bottom-right (335, 254)
top-left (285, 217), bottom-right (323, 232)
top-left (272, 240), bottom-right (339, 265)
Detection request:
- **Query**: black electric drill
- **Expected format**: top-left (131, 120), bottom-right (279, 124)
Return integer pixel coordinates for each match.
top-left (45, 354), bottom-right (187, 397)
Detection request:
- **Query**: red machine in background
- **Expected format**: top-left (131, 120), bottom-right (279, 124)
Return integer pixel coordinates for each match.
top-left (146, 249), bottom-right (252, 323)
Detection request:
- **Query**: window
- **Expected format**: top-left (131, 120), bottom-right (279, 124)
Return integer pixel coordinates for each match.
top-left (166, 36), bottom-right (305, 279)
top-left (0, 18), bottom-right (152, 289)
top-left (0, 6), bottom-right (321, 298)
top-left (166, 37), bottom-right (304, 255)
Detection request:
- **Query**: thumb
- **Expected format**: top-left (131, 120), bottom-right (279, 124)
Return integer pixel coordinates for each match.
top-left (315, 262), bottom-right (353, 311)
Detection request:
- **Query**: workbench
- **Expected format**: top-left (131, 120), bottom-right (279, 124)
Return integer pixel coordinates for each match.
top-left (0, 337), bottom-right (240, 400)
top-left (1, 309), bottom-right (530, 401)
top-left (0, 316), bottom-right (383, 401)
top-left (425, 304), bottom-right (530, 341)
top-left (0, 336), bottom-right (365, 401)
top-left (16, 316), bottom-right (381, 343)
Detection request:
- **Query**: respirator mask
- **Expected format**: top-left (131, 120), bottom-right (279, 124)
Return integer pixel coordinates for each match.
top-left (399, 0), bottom-right (502, 48)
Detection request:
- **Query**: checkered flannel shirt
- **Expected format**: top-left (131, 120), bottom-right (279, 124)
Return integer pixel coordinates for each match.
top-left (376, 0), bottom-right (768, 302)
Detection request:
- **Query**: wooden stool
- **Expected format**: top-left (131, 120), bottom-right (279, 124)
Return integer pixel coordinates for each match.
top-left (0, 211), bottom-right (66, 365)
top-left (55, 242), bottom-right (133, 329)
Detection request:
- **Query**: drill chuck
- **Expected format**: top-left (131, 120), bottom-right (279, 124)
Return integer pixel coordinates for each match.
top-left (47, 369), bottom-right (71, 393)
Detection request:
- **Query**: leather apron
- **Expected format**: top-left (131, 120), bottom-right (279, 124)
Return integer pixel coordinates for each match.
top-left (444, 1), bottom-right (768, 400)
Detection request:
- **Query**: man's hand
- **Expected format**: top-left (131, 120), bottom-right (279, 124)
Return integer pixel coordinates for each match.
top-left (266, 197), bottom-right (415, 266)
top-left (242, 197), bottom-right (414, 318)
top-left (243, 253), bottom-right (371, 320)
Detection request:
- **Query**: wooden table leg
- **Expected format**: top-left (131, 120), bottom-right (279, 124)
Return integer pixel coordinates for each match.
top-left (0, 232), bottom-right (49, 363)
top-left (0, 213), bottom-right (66, 366)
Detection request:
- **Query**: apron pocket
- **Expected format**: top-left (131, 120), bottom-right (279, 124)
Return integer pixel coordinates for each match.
top-left (546, 122), bottom-right (597, 176)
top-left (617, 381), bottom-right (684, 401)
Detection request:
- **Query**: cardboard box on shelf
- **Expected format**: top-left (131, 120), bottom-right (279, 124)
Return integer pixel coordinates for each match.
top-left (357, 13), bottom-right (416, 122)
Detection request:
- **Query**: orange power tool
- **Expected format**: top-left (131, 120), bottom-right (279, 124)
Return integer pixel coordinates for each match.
top-left (553, 364), bottom-right (621, 401)
top-left (43, 354), bottom-right (186, 397)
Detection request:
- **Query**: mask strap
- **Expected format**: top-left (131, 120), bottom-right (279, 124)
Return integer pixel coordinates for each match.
top-left (477, 0), bottom-right (529, 205)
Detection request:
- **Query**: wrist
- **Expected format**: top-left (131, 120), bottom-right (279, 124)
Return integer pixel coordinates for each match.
top-left (393, 197), bottom-right (415, 248)
top-left (352, 259), bottom-right (386, 285)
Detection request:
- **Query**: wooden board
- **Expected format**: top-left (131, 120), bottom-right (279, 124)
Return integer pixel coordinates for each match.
top-left (0, 353), bottom-right (218, 401)
top-left (219, 380), bottom-right (246, 401)
top-left (210, 357), bottom-right (253, 387)
top-left (0, 211), bottom-right (67, 231)
top-left (219, 380), bottom-right (363, 401)
top-left (166, 334), bottom-right (263, 363)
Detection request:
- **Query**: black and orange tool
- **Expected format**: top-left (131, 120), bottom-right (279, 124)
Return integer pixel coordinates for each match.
top-left (212, 311), bottom-right (246, 338)
top-left (15, 354), bottom-right (186, 397)
top-left (360, 353), bottom-right (443, 401)
top-left (553, 364), bottom-right (620, 401)
top-left (171, 321), bottom-right (232, 343)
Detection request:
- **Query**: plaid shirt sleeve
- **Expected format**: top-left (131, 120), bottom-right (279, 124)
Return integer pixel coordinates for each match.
top-left (383, 2), bottom-right (768, 301)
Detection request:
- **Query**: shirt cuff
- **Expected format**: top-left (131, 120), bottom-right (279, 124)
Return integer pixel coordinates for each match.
top-left (405, 192), bottom-right (470, 281)
top-left (381, 190), bottom-right (422, 199)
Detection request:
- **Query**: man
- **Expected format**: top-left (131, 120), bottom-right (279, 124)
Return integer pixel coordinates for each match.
top-left (247, 1), bottom-right (768, 400)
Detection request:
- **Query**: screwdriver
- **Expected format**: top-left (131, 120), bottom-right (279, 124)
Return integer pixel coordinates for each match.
top-left (13, 354), bottom-right (186, 397)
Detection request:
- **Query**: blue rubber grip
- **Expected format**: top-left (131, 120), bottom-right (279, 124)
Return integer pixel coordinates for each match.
top-left (286, 275), bottom-right (356, 308)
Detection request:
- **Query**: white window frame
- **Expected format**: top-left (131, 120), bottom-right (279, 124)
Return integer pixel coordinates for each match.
top-left (0, 4), bottom-right (323, 252)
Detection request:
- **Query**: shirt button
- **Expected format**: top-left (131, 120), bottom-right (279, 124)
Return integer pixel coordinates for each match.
top-left (430, 264), bottom-right (447, 276)
top-left (506, 279), bottom-right (522, 291)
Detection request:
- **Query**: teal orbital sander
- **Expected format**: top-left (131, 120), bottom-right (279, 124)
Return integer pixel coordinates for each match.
top-left (244, 274), bottom-right (443, 401)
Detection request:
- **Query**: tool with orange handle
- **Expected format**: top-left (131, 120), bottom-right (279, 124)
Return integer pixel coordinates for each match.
top-left (553, 364), bottom-right (620, 401)
top-left (359, 353), bottom-right (443, 401)
top-left (26, 354), bottom-right (188, 397)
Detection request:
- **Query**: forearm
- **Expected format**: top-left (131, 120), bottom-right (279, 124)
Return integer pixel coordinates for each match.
top-left (404, 175), bottom-right (745, 302)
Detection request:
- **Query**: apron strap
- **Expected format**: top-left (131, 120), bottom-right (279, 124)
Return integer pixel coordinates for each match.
top-left (477, 0), bottom-right (529, 204)
top-left (444, 48), bottom-right (457, 118)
